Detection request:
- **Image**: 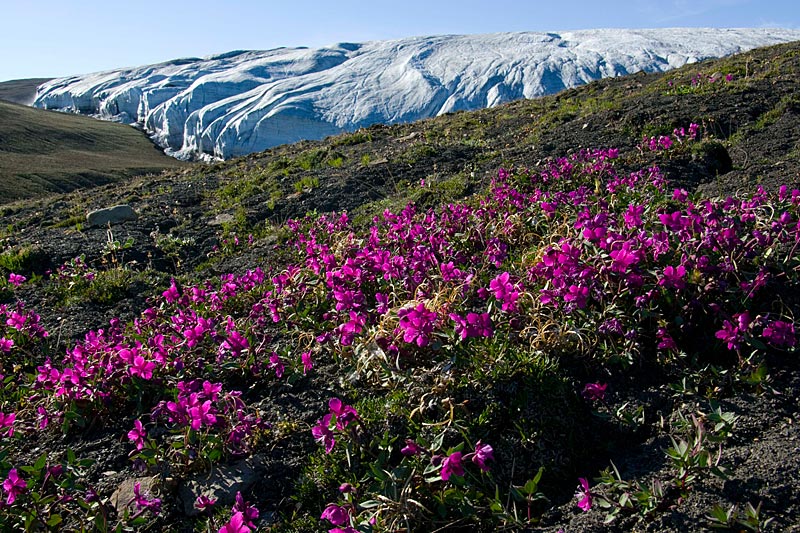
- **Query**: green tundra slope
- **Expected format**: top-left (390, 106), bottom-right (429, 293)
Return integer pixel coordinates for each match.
top-left (0, 99), bottom-right (185, 203)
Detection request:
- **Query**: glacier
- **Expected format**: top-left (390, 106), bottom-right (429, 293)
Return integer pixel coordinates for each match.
top-left (32, 28), bottom-right (800, 160)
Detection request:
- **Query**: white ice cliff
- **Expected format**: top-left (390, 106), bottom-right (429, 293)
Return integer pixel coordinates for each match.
top-left (32, 28), bottom-right (800, 160)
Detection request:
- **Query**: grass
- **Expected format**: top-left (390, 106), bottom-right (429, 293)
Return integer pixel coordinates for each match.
top-left (0, 100), bottom-right (186, 203)
top-left (0, 78), bottom-right (51, 105)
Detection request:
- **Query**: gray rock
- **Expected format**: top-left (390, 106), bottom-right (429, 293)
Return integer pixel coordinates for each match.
top-left (86, 204), bottom-right (137, 227)
top-left (110, 476), bottom-right (159, 514)
top-left (209, 213), bottom-right (235, 226)
top-left (178, 455), bottom-right (266, 516)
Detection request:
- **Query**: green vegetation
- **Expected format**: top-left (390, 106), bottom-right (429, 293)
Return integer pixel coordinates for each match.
top-left (0, 78), bottom-right (51, 105)
top-left (0, 245), bottom-right (45, 276)
top-left (0, 100), bottom-right (185, 203)
top-left (293, 176), bottom-right (320, 193)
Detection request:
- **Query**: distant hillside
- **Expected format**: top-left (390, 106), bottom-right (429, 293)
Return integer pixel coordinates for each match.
top-left (0, 100), bottom-right (187, 203)
top-left (0, 78), bottom-right (51, 105)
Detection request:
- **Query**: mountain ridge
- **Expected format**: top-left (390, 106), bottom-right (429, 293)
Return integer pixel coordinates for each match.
top-left (32, 28), bottom-right (800, 160)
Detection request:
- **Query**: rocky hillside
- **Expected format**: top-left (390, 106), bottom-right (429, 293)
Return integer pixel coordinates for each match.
top-left (0, 40), bottom-right (798, 532)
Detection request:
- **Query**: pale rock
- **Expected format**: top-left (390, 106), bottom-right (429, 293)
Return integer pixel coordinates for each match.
top-left (111, 476), bottom-right (159, 514)
top-left (86, 204), bottom-right (137, 227)
top-left (177, 454), bottom-right (266, 516)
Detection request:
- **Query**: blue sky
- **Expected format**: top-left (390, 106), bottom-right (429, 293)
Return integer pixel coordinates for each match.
top-left (2, 0), bottom-right (798, 81)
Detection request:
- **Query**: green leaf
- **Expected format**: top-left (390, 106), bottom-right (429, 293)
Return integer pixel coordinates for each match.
top-left (423, 462), bottom-right (440, 476)
top-left (746, 337), bottom-right (767, 350)
top-left (431, 431), bottom-right (445, 452)
top-left (33, 452), bottom-right (48, 472)
top-left (129, 515), bottom-right (148, 527)
top-left (523, 477), bottom-right (539, 495)
top-left (359, 499), bottom-right (381, 509)
top-left (619, 492), bottom-right (630, 507)
top-left (47, 514), bottom-right (63, 527)
top-left (205, 447), bottom-right (222, 462)
top-left (707, 504), bottom-right (732, 523)
top-left (369, 463), bottom-right (388, 481)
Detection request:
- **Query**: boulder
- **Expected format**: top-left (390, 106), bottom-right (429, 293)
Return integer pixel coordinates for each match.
top-left (86, 204), bottom-right (137, 227)
top-left (177, 455), bottom-right (266, 516)
top-left (110, 476), bottom-right (159, 514)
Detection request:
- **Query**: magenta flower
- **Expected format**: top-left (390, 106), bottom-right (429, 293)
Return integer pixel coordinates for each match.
top-left (337, 312), bottom-right (366, 346)
top-left (762, 320), bottom-right (796, 348)
top-left (401, 439), bottom-right (424, 456)
top-left (312, 414), bottom-right (336, 453)
top-left (129, 355), bottom-right (156, 380)
top-left (441, 451), bottom-right (465, 481)
top-left (320, 503), bottom-right (349, 526)
top-left (0, 337), bottom-right (12, 353)
top-left (7, 273), bottom-right (25, 287)
top-left (36, 406), bottom-right (49, 430)
top-left (162, 280), bottom-right (180, 303)
top-left (269, 352), bottom-right (285, 378)
top-left (576, 477), bottom-right (592, 511)
top-left (232, 491), bottom-right (259, 528)
top-left (127, 419), bottom-right (147, 450)
top-left (489, 272), bottom-right (519, 312)
top-left (657, 327), bottom-right (677, 351)
top-left (609, 241), bottom-right (641, 273)
top-left (218, 511), bottom-right (250, 533)
top-left (328, 398), bottom-right (358, 429)
top-left (220, 330), bottom-right (249, 357)
top-left (715, 318), bottom-right (745, 351)
top-left (194, 494), bottom-right (217, 511)
top-left (301, 351), bottom-right (314, 374)
top-left (5, 312), bottom-right (26, 330)
top-left (202, 380), bottom-right (223, 400)
top-left (133, 481), bottom-right (161, 514)
top-left (397, 302), bottom-right (437, 347)
top-left (329, 528), bottom-right (359, 533)
top-left (2, 469), bottom-right (26, 505)
top-left (658, 265), bottom-right (687, 290)
top-left (470, 441), bottom-right (494, 472)
top-left (623, 204), bottom-right (644, 228)
top-left (183, 323), bottom-right (209, 348)
top-left (582, 382), bottom-right (607, 401)
top-left (0, 412), bottom-right (15, 438)
top-left (564, 284), bottom-right (590, 309)
top-left (375, 292), bottom-right (389, 313)
top-left (449, 312), bottom-right (493, 340)
top-left (189, 400), bottom-right (218, 431)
